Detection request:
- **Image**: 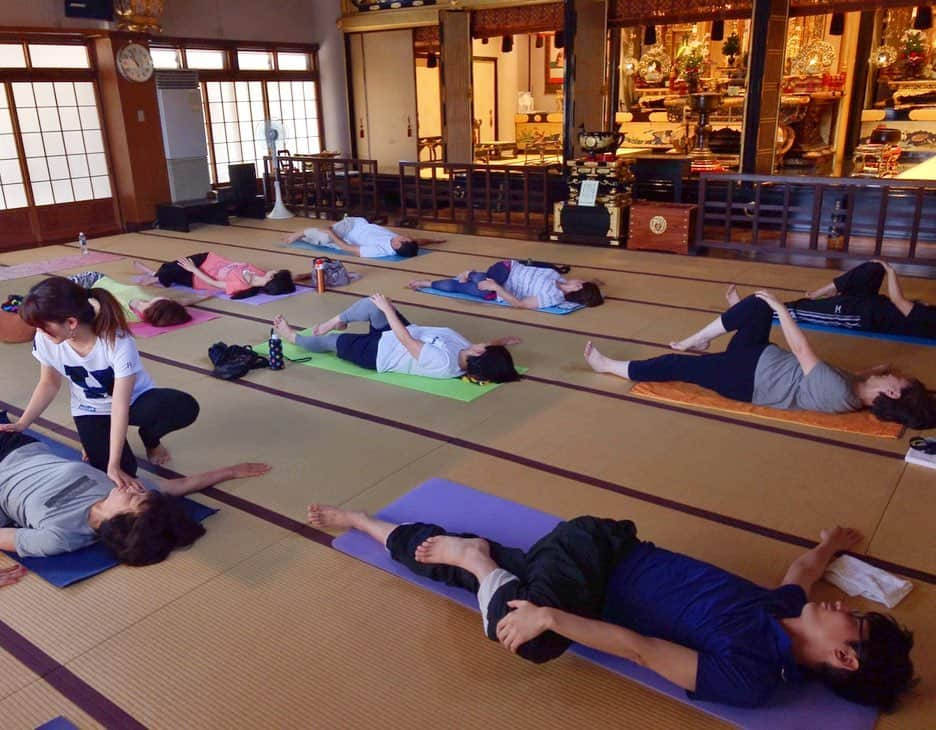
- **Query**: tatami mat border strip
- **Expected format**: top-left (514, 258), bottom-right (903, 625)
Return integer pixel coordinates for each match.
top-left (226, 223), bottom-right (807, 293)
top-left (0, 611), bottom-right (144, 728)
top-left (128, 354), bottom-right (936, 585)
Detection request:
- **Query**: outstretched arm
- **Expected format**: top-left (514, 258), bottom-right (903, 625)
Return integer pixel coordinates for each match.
top-left (371, 294), bottom-right (423, 360)
top-left (0, 366), bottom-right (62, 434)
top-left (158, 462), bottom-right (271, 497)
top-left (755, 290), bottom-right (820, 375)
top-left (871, 260), bottom-right (914, 316)
top-left (497, 601), bottom-right (698, 692)
top-left (485, 336), bottom-right (523, 347)
top-left (804, 281), bottom-right (838, 300)
top-left (780, 526), bottom-right (862, 596)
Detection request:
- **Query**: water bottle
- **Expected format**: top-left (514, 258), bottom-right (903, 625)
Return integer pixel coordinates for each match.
top-left (314, 257), bottom-right (328, 293)
top-left (79, 231), bottom-right (88, 255)
top-left (827, 199), bottom-right (845, 252)
top-left (268, 328), bottom-right (284, 370)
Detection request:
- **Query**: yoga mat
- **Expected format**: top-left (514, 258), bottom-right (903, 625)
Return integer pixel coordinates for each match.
top-left (254, 331), bottom-right (523, 402)
top-left (166, 285), bottom-right (313, 306)
top-left (776, 320), bottom-right (936, 347)
top-left (0, 252), bottom-right (122, 282)
top-left (2, 427), bottom-right (217, 587)
top-left (129, 308), bottom-right (220, 338)
top-left (287, 239), bottom-right (430, 262)
top-left (630, 382), bottom-right (904, 439)
top-left (333, 478), bottom-right (878, 730)
top-left (417, 286), bottom-right (585, 315)
top-left (36, 717), bottom-right (80, 730)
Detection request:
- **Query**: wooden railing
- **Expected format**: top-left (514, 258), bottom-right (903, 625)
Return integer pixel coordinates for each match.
top-left (696, 173), bottom-right (936, 264)
top-left (263, 155), bottom-right (380, 222)
top-left (398, 161), bottom-right (562, 235)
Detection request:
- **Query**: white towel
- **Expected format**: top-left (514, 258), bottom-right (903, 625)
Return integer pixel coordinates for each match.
top-left (824, 555), bottom-right (913, 609)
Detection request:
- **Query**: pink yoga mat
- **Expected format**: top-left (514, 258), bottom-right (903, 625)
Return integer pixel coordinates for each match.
top-left (167, 285), bottom-right (314, 306)
top-left (0, 252), bottom-right (122, 282)
top-left (129, 307), bottom-right (220, 338)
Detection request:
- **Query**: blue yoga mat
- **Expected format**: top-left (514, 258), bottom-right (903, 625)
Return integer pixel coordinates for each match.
top-left (417, 286), bottom-right (585, 315)
top-left (334, 479), bottom-right (877, 730)
top-left (3, 428), bottom-right (217, 587)
top-left (36, 717), bottom-right (80, 730)
top-left (775, 320), bottom-right (935, 346)
top-left (287, 239), bottom-right (430, 262)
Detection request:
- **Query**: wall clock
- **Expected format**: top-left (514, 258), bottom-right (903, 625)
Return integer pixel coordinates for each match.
top-left (117, 43), bottom-right (154, 83)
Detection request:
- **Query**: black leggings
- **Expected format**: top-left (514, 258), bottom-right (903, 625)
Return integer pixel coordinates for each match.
top-left (628, 295), bottom-right (773, 402)
top-left (74, 388), bottom-right (199, 476)
top-left (156, 252), bottom-right (209, 288)
top-left (386, 516), bottom-right (639, 664)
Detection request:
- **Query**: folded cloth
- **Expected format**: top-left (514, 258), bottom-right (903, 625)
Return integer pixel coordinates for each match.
top-left (824, 555), bottom-right (913, 609)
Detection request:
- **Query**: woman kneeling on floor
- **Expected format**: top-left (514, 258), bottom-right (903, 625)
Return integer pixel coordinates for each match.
top-left (4, 276), bottom-right (201, 490)
top-left (584, 291), bottom-right (936, 429)
top-left (272, 294), bottom-right (521, 383)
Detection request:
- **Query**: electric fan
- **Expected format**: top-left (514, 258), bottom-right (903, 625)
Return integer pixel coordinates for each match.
top-left (257, 119), bottom-right (294, 220)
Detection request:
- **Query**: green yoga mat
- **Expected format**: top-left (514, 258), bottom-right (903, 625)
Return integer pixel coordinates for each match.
top-left (255, 330), bottom-right (523, 402)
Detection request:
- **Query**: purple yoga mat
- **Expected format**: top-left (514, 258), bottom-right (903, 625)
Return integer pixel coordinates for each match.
top-left (168, 285), bottom-right (313, 306)
top-left (333, 479), bottom-right (877, 730)
top-left (129, 307), bottom-right (220, 338)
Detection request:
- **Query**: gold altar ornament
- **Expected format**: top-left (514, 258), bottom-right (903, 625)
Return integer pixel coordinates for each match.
top-left (638, 46), bottom-right (672, 85)
top-left (792, 39), bottom-right (835, 76)
top-left (114, 0), bottom-right (165, 33)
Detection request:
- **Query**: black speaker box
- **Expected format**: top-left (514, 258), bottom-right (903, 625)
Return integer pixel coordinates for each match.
top-left (228, 163), bottom-right (259, 203)
top-left (65, 1), bottom-right (114, 20)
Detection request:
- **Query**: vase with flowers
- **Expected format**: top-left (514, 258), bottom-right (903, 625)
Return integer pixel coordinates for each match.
top-left (677, 39), bottom-right (707, 93)
top-left (900, 29), bottom-right (926, 79)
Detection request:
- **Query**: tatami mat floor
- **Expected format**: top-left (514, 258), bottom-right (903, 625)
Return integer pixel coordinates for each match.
top-left (0, 219), bottom-right (934, 729)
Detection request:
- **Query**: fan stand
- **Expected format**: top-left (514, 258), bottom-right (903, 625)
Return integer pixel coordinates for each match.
top-left (267, 178), bottom-right (294, 220)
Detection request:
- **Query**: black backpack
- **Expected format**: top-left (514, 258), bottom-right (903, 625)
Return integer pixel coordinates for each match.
top-left (208, 342), bottom-right (269, 380)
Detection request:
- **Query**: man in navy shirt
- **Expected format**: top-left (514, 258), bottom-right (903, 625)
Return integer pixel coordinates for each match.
top-left (308, 504), bottom-right (915, 712)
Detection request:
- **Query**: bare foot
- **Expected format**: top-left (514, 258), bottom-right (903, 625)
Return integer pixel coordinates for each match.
top-left (406, 279), bottom-right (432, 290)
top-left (147, 443), bottom-right (171, 465)
top-left (584, 340), bottom-right (614, 374)
top-left (272, 314), bottom-right (298, 344)
top-left (725, 284), bottom-right (741, 307)
top-left (285, 231), bottom-right (305, 244)
top-left (311, 315), bottom-right (348, 336)
top-left (307, 503), bottom-right (366, 530)
top-left (670, 336), bottom-right (710, 352)
top-left (414, 535), bottom-right (491, 571)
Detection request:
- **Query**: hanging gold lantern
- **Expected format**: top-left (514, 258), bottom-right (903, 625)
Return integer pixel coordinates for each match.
top-left (113, 0), bottom-right (165, 33)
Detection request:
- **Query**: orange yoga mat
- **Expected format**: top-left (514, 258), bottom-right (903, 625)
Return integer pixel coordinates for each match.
top-left (630, 381), bottom-right (904, 439)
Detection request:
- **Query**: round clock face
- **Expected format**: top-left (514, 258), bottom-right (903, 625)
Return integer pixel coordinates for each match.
top-left (117, 43), bottom-right (154, 83)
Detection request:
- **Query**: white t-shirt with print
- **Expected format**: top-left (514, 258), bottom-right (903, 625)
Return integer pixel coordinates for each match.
top-left (32, 331), bottom-right (155, 416)
top-left (376, 326), bottom-right (469, 379)
top-left (332, 216), bottom-right (397, 258)
top-left (502, 261), bottom-right (566, 309)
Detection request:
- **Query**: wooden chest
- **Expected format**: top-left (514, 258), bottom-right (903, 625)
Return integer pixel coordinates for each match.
top-left (627, 201), bottom-right (697, 254)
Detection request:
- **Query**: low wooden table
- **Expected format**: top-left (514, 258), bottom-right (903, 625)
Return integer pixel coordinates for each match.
top-left (156, 198), bottom-right (229, 233)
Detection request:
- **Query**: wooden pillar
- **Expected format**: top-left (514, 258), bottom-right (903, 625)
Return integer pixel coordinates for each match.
top-left (842, 11), bottom-right (877, 166)
top-left (440, 10), bottom-right (472, 164)
top-left (740, 0), bottom-right (789, 174)
top-left (92, 36), bottom-right (170, 227)
top-left (606, 27), bottom-right (621, 132)
top-left (563, 0), bottom-right (608, 160)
